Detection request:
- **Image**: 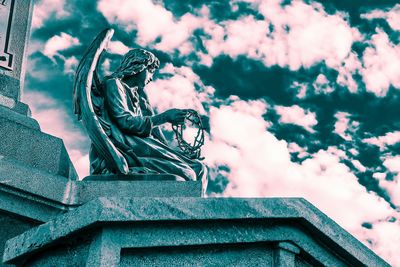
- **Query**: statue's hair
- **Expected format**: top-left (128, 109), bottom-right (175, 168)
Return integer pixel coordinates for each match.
top-left (111, 48), bottom-right (160, 79)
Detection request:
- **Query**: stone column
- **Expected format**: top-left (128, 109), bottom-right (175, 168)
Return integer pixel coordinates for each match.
top-left (0, 0), bottom-right (34, 115)
top-left (274, 241), bottom-right (301, 267)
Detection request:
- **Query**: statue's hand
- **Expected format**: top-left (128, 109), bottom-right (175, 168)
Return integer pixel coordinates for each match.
top-left (163, 108), bottom-right (188, 125)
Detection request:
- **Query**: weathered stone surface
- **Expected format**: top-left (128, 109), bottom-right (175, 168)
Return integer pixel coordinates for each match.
top-left (0, 91), bottom-right (30, 116)
top-left (0, 158), bottom-right (76, 222)
top-left (120, 244), bottom-right (275, 266)
top-left (0, 105), bottom-right (39, 129)
top-left (0, 0), bottom-right (34, 103)
top-left (79, 178), bottom-right (202, 202)
top-left (0, 119), bottom-right (77, 179)
top-left (0, 159), bottom-right (203, 223)
top-left (0, 211), bottom-right (39, 267)
top-left (3, 197), bottom-right (389, 266)
top-left (84, 173), bottom-right (184, 181)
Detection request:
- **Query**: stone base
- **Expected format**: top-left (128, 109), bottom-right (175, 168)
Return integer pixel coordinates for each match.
top-left (78, 176), bottom-right (203, 202)
top-left (2, 197), bottom-right (389, 266)
top-left (0, 105), bottom-right (38, 129)
top-left (0, 160), bottom-right (203, 223)
top-left (0, 115), bottom-right (77, 180)
top-left (84, 173), bottom-right (184, 181)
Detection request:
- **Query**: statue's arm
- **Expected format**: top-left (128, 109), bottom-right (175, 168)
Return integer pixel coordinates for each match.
top-left (138, 96), bottom-right (168, 144)
top-left (104, 79), bottom-right (153, 137)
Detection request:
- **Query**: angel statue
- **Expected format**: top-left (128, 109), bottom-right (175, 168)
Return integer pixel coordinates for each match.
top-left (73, 29), bottom-right (207, 183)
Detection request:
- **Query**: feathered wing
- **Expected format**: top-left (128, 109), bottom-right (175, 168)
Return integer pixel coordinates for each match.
top-left (73, 28), bottom-right (129, 174)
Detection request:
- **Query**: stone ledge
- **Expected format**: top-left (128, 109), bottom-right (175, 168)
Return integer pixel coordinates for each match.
top-left (0, 105), bottom-right (39, 130)
top-left (0, 160), bottom-right (203, 222)
top-left (0, 119), bottom-right (77, 179)
top-left (2, 197), bottom-right (389, 266)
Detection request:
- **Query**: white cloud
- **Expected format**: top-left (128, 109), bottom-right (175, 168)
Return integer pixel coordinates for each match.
top-left (43, 33), bottom-right (80, 60)
top-left (199, 96), bottom-right (393, 233)
top-left (63, 56), bottom-right (79, 74)
top-left (361, 4), bottom-right (400, 31)
top-left (97, 0), bottom-right (361, 74)
top-left (363, 131), bottom-right (400, 150)
top-left (334, 112), bottom-right (351, 141)
top-left (361, 30), bottom-right (400, 97)
top-left (334, 112), bottom-right (359, 141)
top-left (288, 142), bottom-right (309, 159)
top-left (107, 41), bottom-right (130, 55)
top-left (32, 0), bottom-right (69, 29)
top-left (97, 0), bottom-right (208, 52)
top-left (313, 74), bottom-right (333, 94)
top-left (146, 63), bottom-right (214, 113)
top-left (275, 105), bottom-right (317, 132)
top-left (352, 159), bottom-right (367, 173)
top-left (336, 52), bottom-right (362, 93)
top-left (200, 0), bottom-right (360, 71)
top-left (290, 81), bottom-right (308, 99)
top-left (204, 101), bottom-right (397, 262)
top-left (361, 219), bottom-right (400, 267)
top-left (383, 156), bottom-right (400, 173)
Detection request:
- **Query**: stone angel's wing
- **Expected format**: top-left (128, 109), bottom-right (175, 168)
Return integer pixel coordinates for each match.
top-left (73, 28), bottom-right (129, 174)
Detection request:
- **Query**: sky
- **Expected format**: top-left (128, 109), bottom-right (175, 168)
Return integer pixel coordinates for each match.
top-left (24, 0), bottom-right (400, 265)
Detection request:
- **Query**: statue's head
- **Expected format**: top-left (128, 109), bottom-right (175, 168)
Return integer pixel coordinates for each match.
top-left (112, 48), bottom-right (160, 85)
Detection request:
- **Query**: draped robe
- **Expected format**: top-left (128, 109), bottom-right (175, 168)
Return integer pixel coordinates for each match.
top-left (90, 77), bottom-right (206, 182)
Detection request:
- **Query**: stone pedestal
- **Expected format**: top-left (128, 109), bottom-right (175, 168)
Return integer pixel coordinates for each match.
top-left (2, 197), bottom-right (389, 266)
top-left (0, 0), bottom-right (78, 182)
top-left (0, 0), bottom-right (34, 116)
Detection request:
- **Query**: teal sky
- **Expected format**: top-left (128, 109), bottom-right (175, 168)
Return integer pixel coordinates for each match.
top-left (24, 0), bottom-right (400, 265)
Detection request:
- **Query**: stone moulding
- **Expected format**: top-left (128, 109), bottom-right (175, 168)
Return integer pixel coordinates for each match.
top-left (0, 158), bottom-right (203, 223)
top-left (3, 197), bottom-right (389, 266)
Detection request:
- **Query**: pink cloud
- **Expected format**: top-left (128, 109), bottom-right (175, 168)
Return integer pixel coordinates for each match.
top-left (275, 105), bottom-right (317, 132)
top-left (361, 4), bottom-right (400, 31)
top-left (334, 112), bottom-right (359, 141)
top-left (363, 131), bottom-right (400, 150)
top-left (361, 30), bottom-right (400, 96)
top-left (97, 0), bottom-right (208, 53)
top-left (32, 0), bottom-right (69, 29)
top-left (43, 32), bottom-right (80, 60)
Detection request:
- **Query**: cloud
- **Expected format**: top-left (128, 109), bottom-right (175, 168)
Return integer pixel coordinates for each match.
top-left (275, 105), bottom-right (317, 132)
top-left (290, 81), bottom-right (308, 99)
top-left (363, 131), bottom-right (400, 150)
top-left (375, 156), bottom-right (400, 208)
top-left (97, 0), bottom-right (208, 53)
top-left (361, 4), bottom-right (400, 31)
top-left (63, 56), bottom-right (79, 75)
top-left (312, 74), bottom-right (334, 94)
top-left (32, 0), bottom-right (69, 29)
top-left (383, 156), bottom-right (400, 173)
top-left (204, 100), bottom-right (398, 263)
top-left (43, 32), bottom-right (80, 60)
top-left (201, 97), bottom-right (393, 230)
top-left (107, 40), bottom-right (130, 55)
top-left (361, 30), bottom-right (400, 97)
top-left (146, 63), bottom-right (214, 113)
top-left (199, 0), bottom-right (360, 71)
top-left (336, 52), bottom-right (362, 93)
top-left (334, 112), bottom-right (359, 141)
top-left (360, 219), bottom-right (400, 267)
top-left (23, 91), bottom-right (89, 179)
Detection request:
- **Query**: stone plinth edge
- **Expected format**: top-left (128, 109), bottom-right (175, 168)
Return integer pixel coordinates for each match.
top-left (2, 197), bottom-right (389, 266)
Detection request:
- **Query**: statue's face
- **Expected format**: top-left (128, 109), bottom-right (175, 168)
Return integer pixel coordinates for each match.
top-left (135, 69), bottom-right (154, 88)
top-left (144, 69), bottom-right (154, 85)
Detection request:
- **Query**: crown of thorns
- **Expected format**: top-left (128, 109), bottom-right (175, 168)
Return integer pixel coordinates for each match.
top-left (172, 110), bottom-right (205, 160)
